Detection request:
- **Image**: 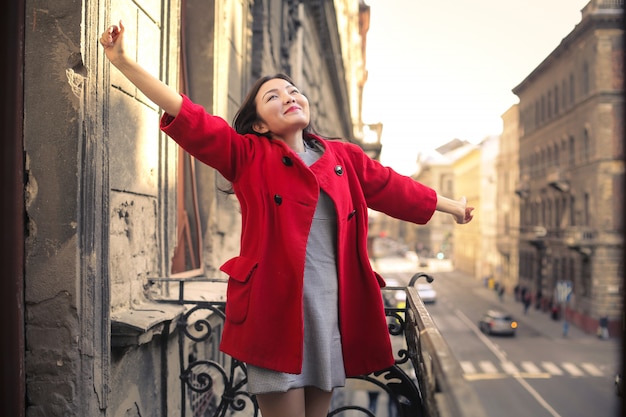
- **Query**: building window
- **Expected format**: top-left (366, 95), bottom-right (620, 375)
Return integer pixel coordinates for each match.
top-left (535, 100), bottom-right (540, 128)
top-left (583, 192), bottom-right (590, 227)
top-left (582, 61), bottom-right (590, 96)
top-left (547, 90), bottom-right (552, 119)
top-left (583, 128), bottom-right (591, 162)
top-left (561, 79), bottom-right (567, 110)
top-left (171, 153), bottom-right (204, 276)
top-left (581, 256), bottom-right (591, 297)
top-left (570, 195), bottom-right (576, 226)
top-left (569, 135), bottom-right (575, 167)
top-left (569, 73), bottom-right (575, 105)
top-left (554, 85), bottom-right (559, 115)
top-left (554, 143), bottom-right (559, 167)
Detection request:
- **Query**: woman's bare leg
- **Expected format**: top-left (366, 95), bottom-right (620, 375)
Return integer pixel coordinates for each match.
top-left (256, 388), bottom-right (305, 417)
top-left (304, 387), bottom-right (333, 417)
top-left (255, 387), bottom-right (333, 417)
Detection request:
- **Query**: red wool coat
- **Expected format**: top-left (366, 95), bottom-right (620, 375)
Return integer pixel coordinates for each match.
top-left (161, 95), bottom-right (437, 376)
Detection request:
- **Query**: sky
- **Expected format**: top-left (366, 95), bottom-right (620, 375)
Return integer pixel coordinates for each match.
top-left (362, 0), bottom-right (590, 175)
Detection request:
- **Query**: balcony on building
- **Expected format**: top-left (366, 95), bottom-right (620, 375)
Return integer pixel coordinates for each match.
top-left (546, 167), bottom-right (570, 193)
top-left (564, 226), bottom-right (596, 256)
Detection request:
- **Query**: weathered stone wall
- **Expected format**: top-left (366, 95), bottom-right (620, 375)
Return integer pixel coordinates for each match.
top-left (22, 0), bottom-right (362, 415)
top-left (23, 1), bottom-right (84, 414)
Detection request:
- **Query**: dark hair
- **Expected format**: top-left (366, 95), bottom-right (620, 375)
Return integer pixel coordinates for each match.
top-left (232, 73), bottom-right (315, 138)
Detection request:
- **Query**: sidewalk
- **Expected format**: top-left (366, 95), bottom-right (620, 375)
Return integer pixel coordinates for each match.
top-left (440, 269), bottom-right (617, 344)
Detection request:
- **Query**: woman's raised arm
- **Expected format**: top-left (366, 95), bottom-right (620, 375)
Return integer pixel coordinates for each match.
top-left (100, 20), bottom-right (183, 117)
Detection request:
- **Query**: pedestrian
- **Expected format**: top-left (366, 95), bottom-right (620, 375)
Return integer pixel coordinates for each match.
top-left (498, 285), bottom-right (505, 302)
top-left (100, 21), bottom-right (474, 417)
top-left (523, 291), bottom-right (531, 314)
top-left (598, 315), bottom-right (609, 339)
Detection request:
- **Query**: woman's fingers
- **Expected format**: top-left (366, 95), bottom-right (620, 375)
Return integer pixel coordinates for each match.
top-left (100, 20), bottom-right (124, 48)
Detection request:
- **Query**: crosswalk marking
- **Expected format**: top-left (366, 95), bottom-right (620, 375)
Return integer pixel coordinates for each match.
top-left (459, 360), bottom-right (602, 378)
top-left (479, 360), bottom-right (499, 374)
top-left (521, 361), bottom-right (542, 374)
top-left (562, 362), bottom-right (585, 376)
top-left (580, 362), bottom-right (604, 377)
top-left (460, 361), bottom-right (476, 374)
top-left (501, 361), bottom-right (519, 374)
top-left (541, 361), bottom-right (563, 375)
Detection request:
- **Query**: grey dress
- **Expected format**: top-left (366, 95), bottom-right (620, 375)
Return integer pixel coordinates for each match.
top-left (247, 140), bottom-right (346, 394)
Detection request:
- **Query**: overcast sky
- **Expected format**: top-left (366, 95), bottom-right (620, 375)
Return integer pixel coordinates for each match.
top-left (362, 0), bottom-right (590, 175)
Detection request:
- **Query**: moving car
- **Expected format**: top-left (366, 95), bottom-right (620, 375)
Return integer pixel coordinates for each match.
top-left (478, 310), bottom-right (518, 336)
top-left (416, 283), bottom-right (437, 304)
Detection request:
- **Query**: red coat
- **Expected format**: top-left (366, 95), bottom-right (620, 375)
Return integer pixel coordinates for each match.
top-left (161, 95), bottom-right (437, 376)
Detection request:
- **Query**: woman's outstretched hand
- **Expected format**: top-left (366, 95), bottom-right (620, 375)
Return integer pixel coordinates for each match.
top-left (99, 20), bottom-right (127, 65)
top-left (97, 20), bottom-right (183, 116)
top-left (454, 196), bottom-right (474, 224)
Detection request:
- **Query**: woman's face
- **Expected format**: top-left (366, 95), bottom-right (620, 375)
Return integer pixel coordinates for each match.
top-left (253, 78), bottom-right (310, 137)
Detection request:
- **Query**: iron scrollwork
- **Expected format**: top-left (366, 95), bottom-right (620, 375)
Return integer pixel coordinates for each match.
top-left (162, 279), bottom-right (425, 417)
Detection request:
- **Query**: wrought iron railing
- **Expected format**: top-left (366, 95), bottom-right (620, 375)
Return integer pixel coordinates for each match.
top-left (149, 273), bottom-right (486, 417)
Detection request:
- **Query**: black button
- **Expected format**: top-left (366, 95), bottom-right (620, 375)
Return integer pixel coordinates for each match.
top-left (274, 194), bottom-right (283, 205)
top-left (282, 156), bottom-right (293, 166)
top-left (334, 165), bottom-right (344, 176)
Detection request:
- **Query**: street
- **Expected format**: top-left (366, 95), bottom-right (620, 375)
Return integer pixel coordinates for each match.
top-left (373, 255), bottom-right (622, 417)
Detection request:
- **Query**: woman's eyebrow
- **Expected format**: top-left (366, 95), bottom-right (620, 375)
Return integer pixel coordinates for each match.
top-left (262, 88), bottom-right (279, 99)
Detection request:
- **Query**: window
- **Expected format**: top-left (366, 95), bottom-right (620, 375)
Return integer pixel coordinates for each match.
top-left (583, 128), bottom-right (591, 162)
top-left (583, 192), bottom-right (590, 227)
top-left (547, 90), bottom-right (552, 119)
top-left (554, 85), bottom-right (559, 115)
top-left (171, 153), bottom-right (204, 276)
top-left (569, 73), bottom-right (575, 105)
top-left (554, 143), bottom-right (559, 167)
top-left (582, 61), bottom-right (590, 96)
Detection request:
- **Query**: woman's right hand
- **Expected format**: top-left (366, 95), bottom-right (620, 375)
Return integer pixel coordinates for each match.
top-left (99, 20), bottom-right (127, 66)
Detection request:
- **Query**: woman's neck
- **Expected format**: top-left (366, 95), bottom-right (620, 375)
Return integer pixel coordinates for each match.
top-left (275, 130), bottom-right (305, 153)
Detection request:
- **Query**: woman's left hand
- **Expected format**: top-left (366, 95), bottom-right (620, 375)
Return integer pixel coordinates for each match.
top-left (454, 197), bottom-right (474, 224)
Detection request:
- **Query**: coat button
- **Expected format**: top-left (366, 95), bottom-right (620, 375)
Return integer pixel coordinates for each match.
top-left (274, 194), bottom-right (283, 205)
top-left (282, 156), bottom-right (293, 166)
top-left (334, 165), bottom-right (344, 176)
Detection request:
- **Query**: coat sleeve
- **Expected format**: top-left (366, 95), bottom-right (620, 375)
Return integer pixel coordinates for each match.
top-left (344, 142), bottom-right (437, 224)
top-left (159, 94), bottom-right (253, 182)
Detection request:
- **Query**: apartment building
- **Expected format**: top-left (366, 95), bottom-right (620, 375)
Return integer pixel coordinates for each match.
top-left (512, 0), bottom-right (624, 333)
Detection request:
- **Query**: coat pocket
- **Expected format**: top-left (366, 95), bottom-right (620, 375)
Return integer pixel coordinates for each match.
top-left (220, 256), bottom-right (258, 324)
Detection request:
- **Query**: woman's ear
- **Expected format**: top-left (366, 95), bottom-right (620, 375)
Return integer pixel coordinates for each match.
top-left (252, 121), bottom-right (269, 134)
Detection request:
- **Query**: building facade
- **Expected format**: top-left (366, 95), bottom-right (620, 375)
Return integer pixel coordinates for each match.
top-left (512, 0), bottom-right (624, 333)
top-left (4, 0), bottom-right (372, 415)
top-left (496, 104), bottom-right (521, 295)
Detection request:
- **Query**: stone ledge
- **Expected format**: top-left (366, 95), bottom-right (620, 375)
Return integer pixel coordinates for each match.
top-left (111, 303), bottom-right (185, 347)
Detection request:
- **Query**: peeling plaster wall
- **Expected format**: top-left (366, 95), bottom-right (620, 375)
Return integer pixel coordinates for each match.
top-left (23, 2), bottom-right (84, 415)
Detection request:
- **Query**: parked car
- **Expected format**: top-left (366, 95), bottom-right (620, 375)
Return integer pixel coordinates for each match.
top-left (478, 310), bottom-right (518, 336)
top-left (416, 283), bottom-right (437, 304)
top-left (382, 278), bottom-right (407, 308)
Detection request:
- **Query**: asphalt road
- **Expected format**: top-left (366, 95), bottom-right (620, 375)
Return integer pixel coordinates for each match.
top-left (375, 256), bottom-right (623, 417)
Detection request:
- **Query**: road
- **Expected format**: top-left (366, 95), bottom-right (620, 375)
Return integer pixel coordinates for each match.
top-left (374, 256), bottom-right (622, 417)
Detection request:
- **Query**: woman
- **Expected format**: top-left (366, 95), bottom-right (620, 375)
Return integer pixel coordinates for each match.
top-left (100, 21), bottom-right (473, 417)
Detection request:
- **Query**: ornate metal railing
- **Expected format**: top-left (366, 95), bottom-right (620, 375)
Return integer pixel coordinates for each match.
top-left (149, 273), bottom-right (486, 417)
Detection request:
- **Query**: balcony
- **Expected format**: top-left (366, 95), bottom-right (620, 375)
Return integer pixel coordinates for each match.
top-left (147, 274), bottom-right (487, 417)
top-left (564, 226), bottom-right (596, 255)
top-left (546, 168), bottom-right (570, 193)
top-left (519, 226), bottom-right (547, 249)
top-left (514, 177), bottom-right (530, 199)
